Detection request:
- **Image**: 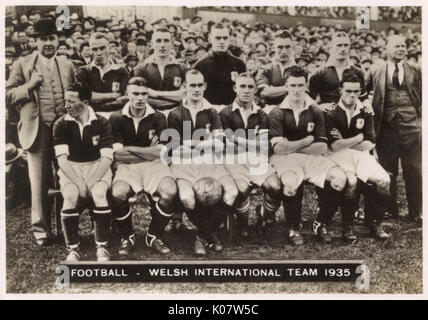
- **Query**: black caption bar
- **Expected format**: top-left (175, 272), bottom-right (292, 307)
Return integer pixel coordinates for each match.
top-left (58, 260), bottom-right (365, 283)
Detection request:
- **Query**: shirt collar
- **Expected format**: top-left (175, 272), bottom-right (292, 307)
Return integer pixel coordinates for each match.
top-left (145, 54), bottom-right (178, 66)
top-left (337, 99), bottom-right (365, 117)
top-left (387, 59), bottom-right (404, 69)
top-left (182, 98), bottom-right (213, 112)
top-left (326, 57), bottom-right (353, 68)
top-left (90, 59), bottom-right (121, 72)
top-left (274, 60), bottom-right (297, 74)
top-left (232, 100), bottom-right (261, 114)
top-left (38, 52), bottom-right (56, 65)
top-left (122, 102), bottom-right (156, 120)
top-left (64, 105), bottom-right (98, 124)
top-left (279, 94), bottom-right (315, 110)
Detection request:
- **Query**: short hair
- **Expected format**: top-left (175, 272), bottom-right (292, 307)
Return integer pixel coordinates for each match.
top-left (153, 27), bottom-right (171, 35)
top-left (340, 69), bottom-right (363, 88)
top-left (127, 77), bottom-right (148, 88)
top-left (276, 30), bottom-right (292, 40)
top-left (89, 32), bottom-right (108, 43)
top-left (332, 31), bottom-right (350, 43)
top-left (79, 41), bottom-right (89, 52)
top-left (235, 72), bottom-right (256, 84)
top-left (284, 65), bottom-right (308, 82)
top-left (210, 23), bottom-right (229, 35)
top-left (185, 69), bottom-right (204, 81)
top-left (66, 82), bottom-right (91, 101)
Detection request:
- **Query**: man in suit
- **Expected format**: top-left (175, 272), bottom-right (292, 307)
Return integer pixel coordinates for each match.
top-left (365, 35), bottom-right (422, 222)
top-left (6, 18), bottom-right (75, 245)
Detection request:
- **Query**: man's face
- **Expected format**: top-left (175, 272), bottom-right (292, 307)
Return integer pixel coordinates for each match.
top-left (127, 42), bottom-right (137, 55)
top-left (387, 36), bottom-right (406, 62)
top-left (81, 45), bottom-right (91, 58)
top-left (37, 34), bottom-right (59, 58)
top-left (331, 36), bottom-right (350, 60)
top-left (65, 91), bottom-right (86, 119)
top-left (362, 61), bottom-right (371, 74)
top-left (256, 44), bottom-right (266, 56)
top-left (18, 32), bottom-right (27, 44)
top-left (20, 15), bottom-right (28, 24)
top-left (57, 45), bottom-right (69, 56)
top-left (185, 73), bottom-right (206, 103)
top-left (209, 28), bottom-right (230, 53)
top-left (28, 37), bottom-right (36, 48)
top-left (127, 84), bottom-right (149, 109)
top-left (90, 37), bottom-right (109, 66)
top-left (246, 59), bottom-right (257, 74)
top-left (152, 31), bottom-right (172, 59)
top-left (286, 76), bottom-right (307, 102)
top-left (341, 82), bottom-right (361, 106)
top-left (274, 37), bottom-right (293, 63)
top-left (72, 32), bottom-right (81, 42)
top-left (234, 76), bottom-right (256, 104)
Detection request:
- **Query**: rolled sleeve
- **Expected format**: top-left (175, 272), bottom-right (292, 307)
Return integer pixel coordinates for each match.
top-left (113, 143), bottom-right (124, 152)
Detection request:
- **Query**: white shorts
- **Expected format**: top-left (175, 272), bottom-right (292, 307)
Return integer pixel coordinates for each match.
top-left (327, 149), bottom-right (387, 183)
top-left (113, 160), bottom-right (173, 196)
top-left (270, 153), bottom-right (337, 188)
top-left (225, 163), bottom-right (277, 187)
top-left (58, 160), bottom-right (112, 191)
top-left (171, 163), bottom-right (230, 185)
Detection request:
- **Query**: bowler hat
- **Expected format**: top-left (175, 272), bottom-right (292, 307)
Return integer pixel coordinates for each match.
top-left (30, 17), bottom-right (61, 37)
top-left (6, 143), bottom-right (23, 173)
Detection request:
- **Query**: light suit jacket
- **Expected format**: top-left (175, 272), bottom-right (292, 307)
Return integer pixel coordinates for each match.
top-left (6, 51), bottom-right (75, 150)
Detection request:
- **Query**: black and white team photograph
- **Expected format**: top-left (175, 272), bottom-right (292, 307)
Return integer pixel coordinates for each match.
top-left (2, 1), bottom-right (424, 296)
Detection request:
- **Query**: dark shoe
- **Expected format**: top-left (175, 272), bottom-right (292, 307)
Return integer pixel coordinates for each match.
top-left (35, 238), bottom-right (52, 246)
top-left (96, 246), bottom-right (111, 262)
top-left (207, 233), bottom-right (223, 252)
top-left (146, 233), bottom-right (171, 254)
top-left (118, 234), bottom-right (135, 257)
top-left (343, 227), bottom-right (357, 243)
top-left (288, 227), bottom-right (304, 246)
top-left (65, 246), bottom-right (80, 262)
top-left (236, 215), bottom-right (249, 239)
top-left (370, 225), bottom-right (390, 240)
top-left (194, 236), bottom-right (207, 256)
top-left (172, 219), bottom-right (193, 233)
top-left (312, 221), bottom-right (331, 243)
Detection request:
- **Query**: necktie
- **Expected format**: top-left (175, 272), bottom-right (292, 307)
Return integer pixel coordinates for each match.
top-left (393, 63), bottom-right (400, 88)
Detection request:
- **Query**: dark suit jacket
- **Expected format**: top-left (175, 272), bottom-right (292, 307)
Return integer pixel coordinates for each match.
top-left (6, 51), bottom-right (75, 150)
top-left (365, 60), bottom-right (421, 137)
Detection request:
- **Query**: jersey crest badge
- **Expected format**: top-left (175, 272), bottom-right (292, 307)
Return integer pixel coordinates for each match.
top-left (231, 71), bottom-right (238, 82)
top-left (173, 76), bottom-right (182, 88)
top-left (112, 81), bottom-right (120, 93)
top-left (307, 122), bottom-right (315, 133)
top-left (356, 118), bottom-right (365, 129)
top-left (205, 123), bottom-right (211, 133)
top-left (148, 129), bottom-right (155, 140)
top-left (92, 135), bottom-right (100, 146)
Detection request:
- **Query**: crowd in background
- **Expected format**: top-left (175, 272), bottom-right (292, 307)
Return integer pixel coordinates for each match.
top-left (5, 7), bottom-right (422, 209)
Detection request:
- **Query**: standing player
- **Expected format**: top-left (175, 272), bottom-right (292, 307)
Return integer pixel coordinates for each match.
top-left (194, 23), bottom-right (246, 105)
top-left (53, 83), bottom-right (114, 262)
top-left (167, 69), bottom-right (239, 256)
top-left (256, 31), bottom-right (297, 106)
top-left (109, 77), bottom-right (179, 256)
top-left (268, 66), bottom-right (347, 245)
top-left (134, 28), bottom-right (187, 111)
top-left (220, 73), bottom-right (282, 237)
top-left (314, 70), bottom-right (391, 241)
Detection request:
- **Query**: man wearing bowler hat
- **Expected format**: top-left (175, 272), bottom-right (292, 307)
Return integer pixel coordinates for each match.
top-left (6, 17), bottom-right (75, 245)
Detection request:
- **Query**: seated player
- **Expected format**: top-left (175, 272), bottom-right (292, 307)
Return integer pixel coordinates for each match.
top-left (313, 69), bottom-right (391, 241)
top-left (167, 69), bottom-right (239, 256)
top-left (268, 66), bottom-right (347, 246)
top-left (53, 83), bottom-right (114, 262)
top-left (109, 77), bottom-right (179, 256)
top-left (220, 73), bottom-right (282, 238)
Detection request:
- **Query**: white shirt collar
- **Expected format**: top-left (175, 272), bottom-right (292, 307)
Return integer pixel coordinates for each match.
top-left (38, 52), bottom-right (56, 66)
top-left (145, 54), bottom-right (178, 66)
top-left (182, 98), bottom-right (213, 112)
top-left (121, 102), bottom-right (156, 120)
top-left (337, 99), bottom-right (365, 125)
top-left (387, 59), bottom-right (404, 69)
top-left (64, 105), bottom-right (98, 124)
top-left (274, 59), bottom-right (297, 75)
top-left (279, 94), bottom-right (315, 110)
top-left (326, 57), bottom-right (353, 68)
top-left (232, 100), bottom-right (260, 113)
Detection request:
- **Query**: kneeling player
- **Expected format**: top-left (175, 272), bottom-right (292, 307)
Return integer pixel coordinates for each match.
top-left (268, 66), bottom-right (347, 245)
top-left (168, 70), bottom-right (239, 256)
top-left (110, 77), bottom-right (179, 256)
top-left (313, 70), bottom-right (390, 241)
top-left (220, 73), bottom-right (282, 238)
top-left (54, 83), bottom-right (114, 261)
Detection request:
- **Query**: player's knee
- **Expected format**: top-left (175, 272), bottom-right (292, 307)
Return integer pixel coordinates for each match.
top-left (262, 174), bottom-right (282, 198)
top-left (62, 183), bottom-right (80, 208)
top-left (281, 171), bottom-right (299, 196)
top-left (91, 182), bottom-right (108, 205)
top-left (327, 167), bottom-right (347, 192)
top-left (179, 189), bottom-right (196, 211)
top-left (157, 177), bottom-right (178, 203)
top-left (112, 181), bottom-right (131, 202)
top-left (222, 181), bottom-right (238, 206)
top-left (371, 174), bottom-right (390, 196)
top-left (235, 179), bottom-right (250, 199)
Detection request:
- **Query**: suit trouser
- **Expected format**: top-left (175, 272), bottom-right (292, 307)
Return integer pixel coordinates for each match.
top-left (27, 123), bottom-right (54, 240)
top-left (377, 115), bottom-right (422, 218)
